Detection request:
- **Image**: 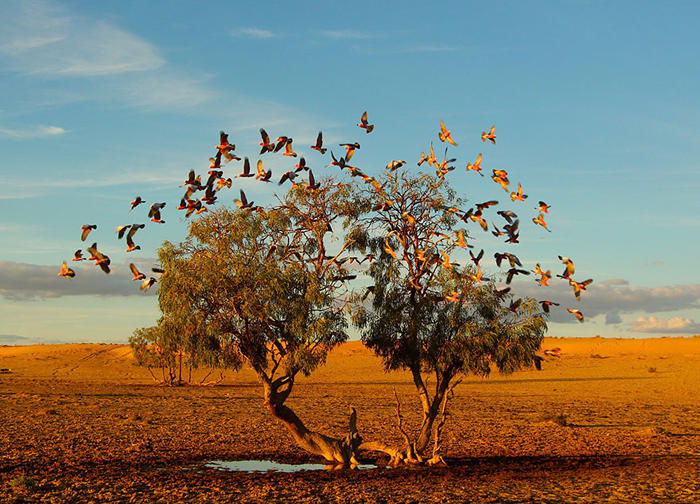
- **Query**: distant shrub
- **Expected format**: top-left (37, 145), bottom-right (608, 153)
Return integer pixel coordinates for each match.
top-left (10, 475), bottom-right (37, 492)
top-left (541, 411), bottom-right (568, 426)
top-left (648, 366), bottom-right (657, 373)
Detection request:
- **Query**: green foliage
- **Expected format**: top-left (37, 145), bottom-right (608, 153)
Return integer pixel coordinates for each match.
top-left (351, 169), bottom-right (547, 379)
top-left (10, 475), bottom-right (37, 492)
top-left (148, 183), bottom-right (356, 386)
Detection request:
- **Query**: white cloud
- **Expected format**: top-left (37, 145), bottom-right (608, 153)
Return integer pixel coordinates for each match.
top-left (0, 125), bottom-right (67, 140)
top-left (0, 1), bottom-right (212, 111)
top-left (630, 316), bottom-right (700, 334)
top-left (0, 260), bottom-right (158, 300)
top-left (513, 279), bottom-right (700, 326)
top-left (231, 27), bottom-right (276, 39)
top-left (0, 3), bottom-right (164, 77)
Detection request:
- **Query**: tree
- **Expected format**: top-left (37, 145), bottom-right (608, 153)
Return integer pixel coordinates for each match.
top-left (349, 166), bottom-right (548, 465)
top-left (150, 183), bottom-right (369, 464)
top-left (130, 313), bottom-right (240, 386)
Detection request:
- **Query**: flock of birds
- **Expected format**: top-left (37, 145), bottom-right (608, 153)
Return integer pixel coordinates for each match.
top-left (57, 112), bottom-right (592, 365)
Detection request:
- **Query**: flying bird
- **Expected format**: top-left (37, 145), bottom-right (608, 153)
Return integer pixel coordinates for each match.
top-left (86, 243), bottom-right (111, 274)
top-left (533, 213), bottom-right (551, 232)
top-left (544, 348), bottom-right (562, 358)
top-left (311, 131), bottom-right (327, 154)
top-left (340, 142), bottom-right (360, 161)
top-left (357, 111), bottom-right (374, 133)
top-left (476, 200), bottom-right (499, 212)
top-left (282, 139), bottom-right (297, 157)
top-left (125, 224), bottom-right (145, 252)
top-left (326, 151), bottom-right (347, 169)
top-left (130, 197), bottom-right (145, 210)
top-left (140, 277), bottom-right (157, 292)
top-left (238, 157), bottom-right (255, 178)
top-left (463, 208), bottom-right (488, 232)
top-left (536, 201), bottom-right (551, 213)
top-left (470, 248), bottom-right (484, 266)
top-left (58, 261), bottom-right (75, 279)
top-left (491, 169), bottom-right (510, 192)
top-left (466, 153), bottom-right (484, 176)
top-left (295, 157), bottom-right (309, 172)
top-left (455, 229), bottom-right (469, 248)
top-left (181, 169), bottom-right (203, 189)
top-left (209, 150), bottom-right (222, 170)
top-left (129, 263), bottom-right (146, 281)
top-left (482, 125), bottom-right (496, 144)
top-left (278, 170), bottom-right (298, 186)
top-left (216, 131), bottom-right (238, 162)
top-left (256, 160), bottom-right (272, 182)
top-left (539, 300), bottom-right (559, 313)
top-left (259, 128), bottom-right (275, 154)
top-left (494, 251), bottom-right (522, 268)
top-left (558, 256), bottom-right (575, 279)
top-left (81, 224), bottom-right (97, 242)
top-left (72, 250), bottom-right (85, 262)
top-left (386, 160), bottom-right (406, 171)
top-left (497, 210), bottom-right (518, 224)
top-left (510, 182), bottom-right (528, 202)
top-left (274, 136), bottom-right (291, 153)
top-left (216, 177), bottom-right (233, 190)
top-left (508, 298), bottom-right (523, 312)
top-left (568, 308), bottom-right (584, 323)
top-left (234, 189), bottom-right (254, 210)
top-left (532, 264), bottom-right (552, 286)
top-left (116, 225), bottom-right (131, 240)
top-left (505, 267), bottom-right (530, 284)
top-left (569, 278), bottom-right (593, 301)
top-left (533, 355), bottom-right (545, 371)
top-left (468, 263), bottom-right (489, 283)
top-left (148, 203), bottom-right (166, 224)
top-left (438, 120), bottom-right (457, 146)
top-left (305, 170), bottom-right (320, 190)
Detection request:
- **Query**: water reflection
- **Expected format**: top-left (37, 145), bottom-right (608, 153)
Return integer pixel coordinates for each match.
top-left (206, 459), bottom-right (376, 473)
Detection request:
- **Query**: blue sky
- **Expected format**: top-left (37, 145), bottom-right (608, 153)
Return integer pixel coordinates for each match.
top-left (1, 0), bottom-right (699, 344)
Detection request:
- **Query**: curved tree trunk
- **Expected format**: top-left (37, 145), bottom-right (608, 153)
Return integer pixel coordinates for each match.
top-left (260, 374), bottom-right (362, 465)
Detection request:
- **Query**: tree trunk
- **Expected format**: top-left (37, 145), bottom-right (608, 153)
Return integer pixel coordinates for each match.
top-left (259, 374), bottom-right (362, 465)
top-left (178, 350), bottom-right (183, 385)
top-left (412, 367), bottom-right (454, 455)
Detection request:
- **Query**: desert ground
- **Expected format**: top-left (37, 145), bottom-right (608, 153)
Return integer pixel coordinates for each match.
top-left (1, 337), bottom-right (700, 503)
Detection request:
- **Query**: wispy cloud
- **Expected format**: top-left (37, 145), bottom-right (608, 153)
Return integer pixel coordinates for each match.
top-left (0, 125), bottom-right (67, 140)
top-left (352, 44), bottom-right (462, 55)
top-left (321, 29), bottom-right (379, 40)
top-left (231, 27), bottom-right (277, 39)
top-left (630, 316), bottom-right (700, 334)
top-left (115, 72), bottom-right (216, 110)
top-left (0, 0), bottom-right (213, 111)
top-left (0, 3), bottom-right (164, 77)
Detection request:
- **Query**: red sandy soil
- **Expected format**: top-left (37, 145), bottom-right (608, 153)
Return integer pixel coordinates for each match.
top-left (1, 337), bottom-right (700, 503)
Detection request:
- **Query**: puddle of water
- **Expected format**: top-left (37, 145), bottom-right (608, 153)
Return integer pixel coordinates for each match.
top-left (206, 460), bottom-right (377, 473)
